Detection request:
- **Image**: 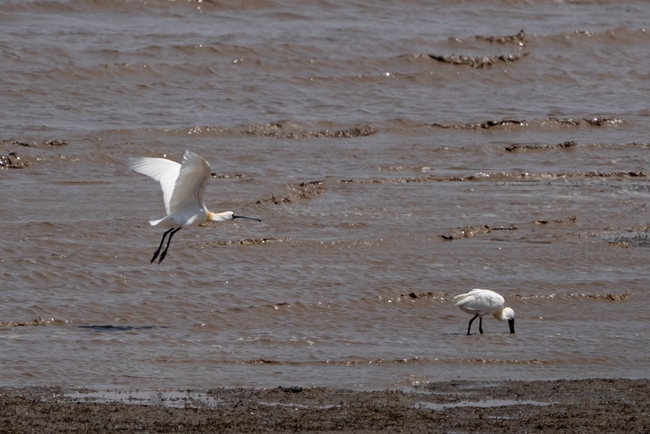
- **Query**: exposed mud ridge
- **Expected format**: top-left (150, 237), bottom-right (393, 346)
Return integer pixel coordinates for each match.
top-left (401, 291), bottom-right (448, 300)
top-left (354, 170), bottom-right (646, 185)
top-left (373, 292), bottom-right (448, 303)
top-left (458, 358), bottom-right (548, 365)
top-left (534, 216), bottom-right (577, 225)
top-left (0, 153), bottom-right (28, 169)
top-left (429, 52), bottom-right (528, 68)
top-left (583, 117), bottom-right (623, 126)
top-left (608, 227), bottom-right (650, 248)
top-left (505, 140), bottom-right (578, 152)
top-left (244, 121), bottom-right (376, 139)
top-left (564, 171), bottom-right (645, 178)
top-left (441, 217), bottom-right (575, 241)
top-left (475, 29), bottom-right (528, 46)
top-left (0, 139), bottom-right (67, 147)
top-left (210, 172), bottom-right (245, 179)
top-left (4, 379), bottom-right (650, 433)
top-left (440, 225), bottom-right (518, 241)
top-left (428, 119), bottom-right (525, 129)
top-left (197, 237), bottom-right (286, 246)
top-left (0, 318), bottom-right (48, 327)
top-left (515, 292), bottom-right (629, 301)
top-left (0, 152), bottom-right (29, 169)
top-left (257, 180), bottom-right (323, 205)
top-left (575, 292), bottom-right (629, 301)
top-left (427, 117), bottom-right (622, 130)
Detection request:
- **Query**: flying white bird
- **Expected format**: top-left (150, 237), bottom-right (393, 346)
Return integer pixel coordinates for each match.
top-left (129, 150), bottom-right (261, 264)
top-left (453, 289), bottom-right (515, 335)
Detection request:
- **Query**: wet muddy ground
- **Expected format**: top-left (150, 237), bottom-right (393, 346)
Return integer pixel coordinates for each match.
top-left (2, 379), bottom-right (648, 433)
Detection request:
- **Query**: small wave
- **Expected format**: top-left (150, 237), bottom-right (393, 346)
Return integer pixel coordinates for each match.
top-left (77, 325), bottom-right (163, 332)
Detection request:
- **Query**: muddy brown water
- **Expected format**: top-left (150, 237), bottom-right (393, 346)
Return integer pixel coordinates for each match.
top-left (1, 0), bottom-right (650, 391)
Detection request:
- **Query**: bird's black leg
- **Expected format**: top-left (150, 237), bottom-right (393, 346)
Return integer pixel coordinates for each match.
top-left (479, 317), bottom-right (483, 334)
top-left (467, 313), bottom-right (479, 335)
top-left (158, 227), bottom-right (181, 264)
top-left (151, 228), bottom-right (174, 263)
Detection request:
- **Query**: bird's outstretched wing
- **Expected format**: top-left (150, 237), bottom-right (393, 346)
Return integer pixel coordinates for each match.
top-left (168, 150), bottom-right (212, 215)
top-left (129, 156), bottom-right (181, 215)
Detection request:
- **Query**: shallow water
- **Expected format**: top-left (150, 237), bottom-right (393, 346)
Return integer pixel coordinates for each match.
top-left (1, 0), bottom-right (650, 390)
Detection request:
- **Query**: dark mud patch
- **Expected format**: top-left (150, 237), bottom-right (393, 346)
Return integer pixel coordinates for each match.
top-left (3, 379), bottom-right (649, 433)
top-left (475, 29), bottom-right (528, 46)
top-left (257, 180), bottom-right (323, 205)
top-left (429, 52), bottom-right (528, 68)
top-left (245, 121), bottom-right (376, 139)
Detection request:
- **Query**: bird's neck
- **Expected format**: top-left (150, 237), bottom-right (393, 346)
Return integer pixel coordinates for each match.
top-left (492, 308), bottom-right (506, 321)
top-left (207, 211), bottom-right (233, 222)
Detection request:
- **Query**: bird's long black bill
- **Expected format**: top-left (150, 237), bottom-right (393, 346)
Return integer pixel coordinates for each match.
top-left (508, 318), bottom-right (515, 334)
top-left (233, 214), bottom-right (262, 222)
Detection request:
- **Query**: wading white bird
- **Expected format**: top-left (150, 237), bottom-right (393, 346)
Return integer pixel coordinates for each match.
top-left (129, 150), bottom-right (261, 264)
top-left (453, 289), bottom-right (515, 335)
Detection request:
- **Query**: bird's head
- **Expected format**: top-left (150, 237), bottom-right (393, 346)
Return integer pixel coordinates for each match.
top-left (502, 307), bottom-right (515, 333)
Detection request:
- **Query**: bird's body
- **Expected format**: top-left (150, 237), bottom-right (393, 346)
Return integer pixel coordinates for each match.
top-left (129, 150), bottom-right (260, 263)
top-left (453, 289), bottom-right (515, 335)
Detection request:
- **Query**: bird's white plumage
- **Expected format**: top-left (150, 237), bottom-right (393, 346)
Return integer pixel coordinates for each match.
top-left (169, 151), bottom-right (211, 216)
top-left (129, 155), bottom-right (181, 215)
top-left (130, 150), bottom-right (261, 264)
top-left (454, 288), bottom-right (515, 334)
top-left (454, 288), bottom-right (505, 317)
top-left (129, 150), bottom-right (211, 227)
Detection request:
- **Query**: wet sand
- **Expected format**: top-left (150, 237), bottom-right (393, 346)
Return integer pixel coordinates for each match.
top-left (2, 378), bottom-right (648, 433)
